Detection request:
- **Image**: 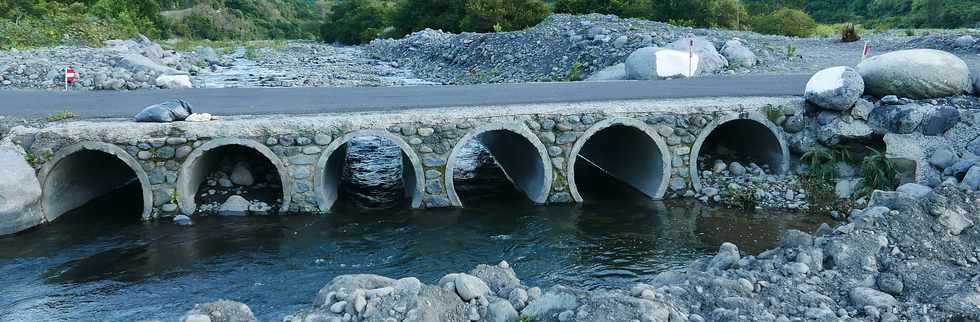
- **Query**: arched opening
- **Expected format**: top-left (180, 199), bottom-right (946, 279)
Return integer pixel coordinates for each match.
top-left (445, 124), bottom-right (552, 207)
top-left (178, 139), bottom-right (290, 215)
top-left (567, 118), bottom-right (671, 202)
top-left (40, 142), bottom-right (152, 222)
top-left (690, 113), bottom-right (789, 191)
top-left (315, 131), bottom-right (423, 212)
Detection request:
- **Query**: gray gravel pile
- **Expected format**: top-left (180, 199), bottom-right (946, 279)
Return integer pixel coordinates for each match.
top-left (366, 14), bottom-right (979, 85)
top-left (0, 35), bottom-right (200, 90)
top-left (173, 184), bottom-right (978, 322)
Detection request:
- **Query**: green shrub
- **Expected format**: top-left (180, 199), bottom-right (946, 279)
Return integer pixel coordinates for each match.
top-left (391, 0), bottom-right (468, 36)
top-left (856, 147), bottom-right (897, 197)
top-left (553, 0), bottom-right (653, 18)
top-left (565, 62), bottom-right (585, 81)
top-left (727, 185), bottom-right (759, 210)
top-left (460, 0), bottom-right (549, 33)
top-left (750, 8), bottom-right (817, 37)
top-left (321, 0), bottom-right (390, 45)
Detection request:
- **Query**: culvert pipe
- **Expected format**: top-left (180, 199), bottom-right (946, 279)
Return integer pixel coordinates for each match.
top-left (445, 123), bottom-right (553, 207)
top-left (567, 118), bottom-right (672, 201)
top-left (314, 130), bottom-right (424, 211)
top-left (39, 142), bottom-right (153, 222)
top-left (689, 112), bottom-right (790, 192)
top-left (177, 138), bottom-right (291, 215)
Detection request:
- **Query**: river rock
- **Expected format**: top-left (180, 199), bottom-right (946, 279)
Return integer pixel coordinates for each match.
top-left (707, 242), bottom-right (740, 271)
top-left (929, 148), bottom-right (958, 169)
top-left (486, 300), bottom-right (519, 322)
top-left (954, 35), bottom-right (976, 48)
top-left (857, 49), bottom-right (973, 99)
top-left (450, 273), bottom-right (490, 301)
top-left (181, 299), bottom-right (257, 322)
top-left (667, 37), bottom-right (728, 74)
top-left (961, 166), bottom-right (980, 191)
top-left (625, 47), bottom-right (698, 80)
top-left (896, 183), bottom-right (932, 198)
top-left (0, 145), bottom-right (43, 235)
top-left (849, 287), bottom-right (897, 308)
top-left (115, 53), bottom-right (180, 76)
top-left (521, 286), bottom-right (579, 318)
top-left (173, 214), bottom-right (192, 226)
top-left (156, 74), bottom-right (192, 89)
top-left (230, 162), bottom-right (254, 186)
top-left (721, 39), bottom-right (757, 67)
top-left (804, 66), bottom-right (864, 111)
top-left (469, 262), bottom-right (521, 296)
top-left (219, 195), bottom-right (251, 216)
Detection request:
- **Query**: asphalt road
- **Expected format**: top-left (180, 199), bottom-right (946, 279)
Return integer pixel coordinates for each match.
top-left (0, 74), bottom-right (809, 119)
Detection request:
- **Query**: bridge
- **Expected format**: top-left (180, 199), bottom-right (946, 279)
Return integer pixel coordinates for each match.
top-left (0, 76), bottom-right (807, 234)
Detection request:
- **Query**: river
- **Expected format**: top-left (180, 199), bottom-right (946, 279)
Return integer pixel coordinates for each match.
top-left (0, 138), bottom-right (830, 321)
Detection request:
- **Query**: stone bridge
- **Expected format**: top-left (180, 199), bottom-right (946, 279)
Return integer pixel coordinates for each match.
top-left (3, 96), bottom-right (801, 230)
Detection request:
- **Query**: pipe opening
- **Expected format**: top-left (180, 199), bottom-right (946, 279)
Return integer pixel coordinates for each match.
top-left (573, 125), bottom-right (668, 201)
top-left (320, 136), bottom-right (419, 211)
top-left (451, 129), bottom-right (548, 206)
top-left (186, 145), bottom-right (284, 215)
top-left (696, 119), bottom-right (785, 177)
top-left (42, 150), bottom-right (144, 223)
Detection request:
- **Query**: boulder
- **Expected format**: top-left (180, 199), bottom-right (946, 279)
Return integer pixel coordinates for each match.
top-left (585, 63), bottom-right (626, 81)
top-left (485, 300), bottom-right (519, 322)
top-left (181, 300), bottom-right (257, 322)
top-left (230, 162), bottom-right (254, 186)
top-left (929, 148), bottom-right (958, 169)
top-left (521, 286), bottom-right (579, 319)
top-left (896, 183), bottom-right (932, 198)
top-left (667, 37), bottom-right (728, 74)
top-left (115, 53), bottom-right (180, 76)
top-left (721, 39), bottom-right (757, 67)
top-left (857, 49), bottom-right (973, 99)
top-left (849, 287), bottom-right (897, 308)
top-left (919, 107), bottom-right (960, 136)
top-left (219, 195), bottom-right (251, 216)
top-left (134, 100), bottom-right (194, 123)
top-left (804, 66), bottom-right (865, 111)
top-left (156, 74), bottom-right (192, 89)
top-left (0, 145), bottom-right (43, 236)
top-left (954, 35), bottom-right (976, 48)
top-left (867, 104), bottom-right (928, 135)
top-left (625, 47), bottom-right (699, 80)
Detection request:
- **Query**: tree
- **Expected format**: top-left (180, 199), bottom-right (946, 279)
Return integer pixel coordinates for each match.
top-left (750, 8), bottom-right (817, 37)
top-left (460, 0), bottom-right (549, 32)
top-left (321, 0), bottom-right (389, 44)
top-left (391, 0), bottom-right (467, 36)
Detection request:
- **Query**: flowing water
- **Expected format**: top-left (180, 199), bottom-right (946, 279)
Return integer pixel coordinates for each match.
top-left (0, 138), bottom-right (832, 322)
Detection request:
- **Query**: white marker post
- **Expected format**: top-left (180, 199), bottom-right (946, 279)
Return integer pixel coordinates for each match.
top-left (861, 41), bottom-right (871, 63)
top-left (64, 67), bottom-right (76, 92)
top-left (688, 39), bottom-right (694, 77)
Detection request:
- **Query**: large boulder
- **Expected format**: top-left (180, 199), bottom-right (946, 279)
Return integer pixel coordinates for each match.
top-left (219, 195), bottom-right (251, 216)
top-left (720, 39), bottom-right (757, 67)
top-left (857, 49), bottom-right (973, 99)
top-left (586, 63), bottom-right (626, 81)
top-left (114, 53), bottom-right (180, 76)
top-left (156, 74), bottom-right (192, 89)
top-left (0, 145), bottom-right (43, 236)
top-left (804, 66), bottom-right (865, 111)
top-left (181, 300), bottom-right (257, 322)
top-left (667, 37), bottom-right (728, 74)
top-left (625, 47), bottom-right (699, 80)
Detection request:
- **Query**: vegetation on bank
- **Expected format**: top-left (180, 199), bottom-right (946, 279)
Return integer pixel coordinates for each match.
top-left (1, 0), bottom-right (977, 49)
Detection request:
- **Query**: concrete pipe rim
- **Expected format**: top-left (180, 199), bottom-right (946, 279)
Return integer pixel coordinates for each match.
top-left (38, 141), bottom-right (154, 222)
top-left (176, 138), bottom-right (292, 216)
top-left (688, 111), bottom-right (790, 192)
top-left (444, 122), bottom-right (554, 207)
top-left (313, 130), bottom-right (425, 212)
top-left (566, 117), bottom-right (673, 202)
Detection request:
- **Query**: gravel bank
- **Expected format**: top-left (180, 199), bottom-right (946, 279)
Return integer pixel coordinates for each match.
top-left (172, 183), bottom-right (979, 322)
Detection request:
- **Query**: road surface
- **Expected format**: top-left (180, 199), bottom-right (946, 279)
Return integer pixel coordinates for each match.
top-left (0, 74), bottom-right (809, 119)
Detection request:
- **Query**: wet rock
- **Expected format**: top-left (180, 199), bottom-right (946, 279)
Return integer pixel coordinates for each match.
top-left (707, 242), bottom-right (740, 271)
top-left (857, 49), bottom-right (973, 99)
top-left (181, 299), bottom-right (256, 322)
top-left (173, 214), bottom-right (192, 226)
top-left (218, 195), bottom-right (250, 216)
top-left (804, 66), bottom-right (864, 111)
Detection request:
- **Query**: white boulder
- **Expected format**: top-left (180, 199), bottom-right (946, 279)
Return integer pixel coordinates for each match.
top-left (155, 74), bottom-right (192, 89)
top-left (0, 145), bottom-right (43, 235)
top-left (219, 195), bottom-right (251, 216)
top-left (667, 37), bottom-right (728, 74)
top-left (625, 47), bottom-right (699, 80)
top-left (857, 49), bottom-right (973, 99)
top-left (805, 66), bottom-right (865, 111)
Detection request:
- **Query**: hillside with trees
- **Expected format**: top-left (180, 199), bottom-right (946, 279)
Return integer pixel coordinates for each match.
top-left (1, 0), bottom-right (977, 49)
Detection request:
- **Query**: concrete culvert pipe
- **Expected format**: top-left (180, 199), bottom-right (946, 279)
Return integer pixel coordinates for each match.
top-left (314, 131), bottom-right (424, 212)
top-left (40, 142), bottom-right (153, 222)
top-left (178, 139), bottom-right (291, 215)
top-left (567, 118), bottom-right (672, 202)
top-left (690, 112), bottom-right (789, 191)
top-left (445, 123), bottom-right (553, 207)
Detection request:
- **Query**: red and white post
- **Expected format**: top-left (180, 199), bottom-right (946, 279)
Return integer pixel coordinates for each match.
top-left (64, 67), bottom-right (76, 91)
top-left (861, 42), bottom-right (871, 62)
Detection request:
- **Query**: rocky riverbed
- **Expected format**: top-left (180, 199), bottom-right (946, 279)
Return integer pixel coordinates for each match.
top-left (2, 14), bottom-right (977, 90)
top-left (168, 183), bottom-right (979, 322)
